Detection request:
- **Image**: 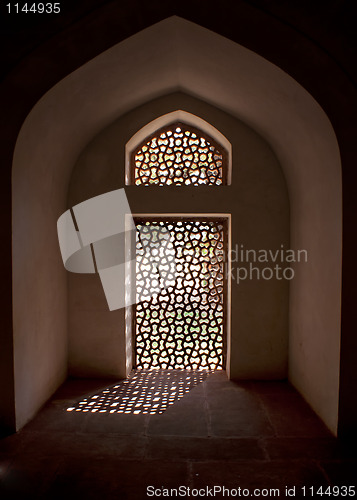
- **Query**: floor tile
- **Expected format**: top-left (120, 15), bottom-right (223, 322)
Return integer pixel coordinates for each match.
top-left (263, 437), bottom-right (342, 460)
top-left (191, 460), bottom-right (330, 490)
top-left (209, 402), bottom-right (275, 437)
top-left (82, 412), bottom-right (147, 435)
top-left (0, 370), bottom-right (355, 500)
top-left (147, 436), bottom-right (265, 460)
top-left (258, 392), bottom-right (331, 437)
top-left (320, 460), bottom-right (357, 486)
top-left (147, 397), bottom-right (208, 436)
top-left (16, 432), bottom-right (147, 460)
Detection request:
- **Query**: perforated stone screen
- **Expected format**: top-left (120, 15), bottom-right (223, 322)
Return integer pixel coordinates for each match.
top-left (134, 218), bottom-right (227, 370)
top-left (131, 122), bottom-right (227, 186)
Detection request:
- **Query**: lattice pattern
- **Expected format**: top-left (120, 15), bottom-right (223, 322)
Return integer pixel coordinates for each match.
top-left (67, 370), bottom-right (211, 415)
top-left (133, 123), bottom-right (225, 186)
top-left (135, 219), bottom-right (226, 370)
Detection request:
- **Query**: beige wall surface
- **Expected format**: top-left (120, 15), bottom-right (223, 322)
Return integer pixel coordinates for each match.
top-left (68, 92), bottom-right (290, 380)
top-left (12, 101), bottom-right (70, 430)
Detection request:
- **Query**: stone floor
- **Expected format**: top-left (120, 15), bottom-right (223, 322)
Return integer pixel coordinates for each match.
top-left (0, 370), bottom-right (356, 499)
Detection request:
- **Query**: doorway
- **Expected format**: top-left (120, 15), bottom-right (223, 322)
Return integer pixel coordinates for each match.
top-left (133, 216), bottom-right (228, 371)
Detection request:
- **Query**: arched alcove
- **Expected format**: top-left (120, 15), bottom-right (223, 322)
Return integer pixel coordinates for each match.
top-left (66, 92), bottom-right (289, 383)
top-left (12, 16), bottom-right (341, 434)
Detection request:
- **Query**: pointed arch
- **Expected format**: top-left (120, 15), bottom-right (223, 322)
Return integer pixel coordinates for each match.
top-left (11, 17), bottom-right (341, 435)
top-left (125, 110), bottom-right (232, 185)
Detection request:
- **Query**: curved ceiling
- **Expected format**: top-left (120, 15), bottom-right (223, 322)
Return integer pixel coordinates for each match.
top-left (14, 16), bottom-right (341, 202)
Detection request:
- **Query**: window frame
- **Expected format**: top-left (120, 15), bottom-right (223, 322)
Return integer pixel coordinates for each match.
top-left (131, 214), bottom-right (229, 371)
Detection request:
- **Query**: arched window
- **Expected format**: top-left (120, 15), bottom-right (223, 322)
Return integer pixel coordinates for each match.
top-left (129, 121), bottom-right (228, 186)
top-left (125, 112), bottom-right (231, 372)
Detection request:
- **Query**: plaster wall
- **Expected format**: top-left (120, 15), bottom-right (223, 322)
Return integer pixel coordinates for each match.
top-left (12, 104), bottom-right (70, 429)
top-left (67, 93), bottom-right (289, 379)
